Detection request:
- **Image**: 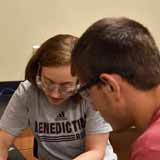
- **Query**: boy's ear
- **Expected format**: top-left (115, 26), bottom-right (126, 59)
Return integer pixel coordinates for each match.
top-left (99, 73), bottom-right (120, 97)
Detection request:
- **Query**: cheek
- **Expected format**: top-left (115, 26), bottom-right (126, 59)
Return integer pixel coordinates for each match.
top-left (89, 88), bottom-right (112, 115)
top-left (89, 90), bottom-right (106, 110)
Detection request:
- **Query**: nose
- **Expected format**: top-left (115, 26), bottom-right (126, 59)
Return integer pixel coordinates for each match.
top-left (48, 86), bottom-right (61, 98)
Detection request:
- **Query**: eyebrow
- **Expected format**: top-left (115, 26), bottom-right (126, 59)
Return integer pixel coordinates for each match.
top-left (42, 75), bottom-right (75, 85)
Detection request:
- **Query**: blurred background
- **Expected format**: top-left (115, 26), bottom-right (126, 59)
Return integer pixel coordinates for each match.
top-left (0, 0), bottom-right (160, 81)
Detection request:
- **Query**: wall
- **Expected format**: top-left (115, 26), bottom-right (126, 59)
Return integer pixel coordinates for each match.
top-left (0, 0), bottom-right (160, 81)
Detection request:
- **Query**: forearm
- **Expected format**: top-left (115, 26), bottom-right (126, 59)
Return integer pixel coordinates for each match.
top-left (73, 133), bottom-right (108, 160)
top-left (0, 131), bottom-right (15, 160)
top-left (73, 150), bottom-right (104, 160)
top-left (0, 141), bottom-right (9, 160)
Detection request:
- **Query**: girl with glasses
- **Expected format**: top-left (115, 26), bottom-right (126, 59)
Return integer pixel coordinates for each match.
top-left (0, 34), bottom-right (117, 160)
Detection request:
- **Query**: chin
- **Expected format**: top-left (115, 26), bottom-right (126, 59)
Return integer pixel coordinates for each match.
top-left (110, 120), bottom-right (133, 132)
top-left (48, 97), bottom-right (65, 106)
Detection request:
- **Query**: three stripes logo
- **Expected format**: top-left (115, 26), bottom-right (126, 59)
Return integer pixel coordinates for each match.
top-left (55, 111), bottom-right (67, 121)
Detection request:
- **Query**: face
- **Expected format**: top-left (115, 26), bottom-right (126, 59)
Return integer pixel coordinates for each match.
top-left (89, 85), bottom-right (117, 120)
top-left (78, 75), bottom-right (133, 131)
top-left (40, 65), bottom-right (77, 106)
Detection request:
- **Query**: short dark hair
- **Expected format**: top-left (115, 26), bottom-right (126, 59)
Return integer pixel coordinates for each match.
top-left (71, 17), bottom-right (160, 90)
top-left (25, 34), bottom-right (78, 86)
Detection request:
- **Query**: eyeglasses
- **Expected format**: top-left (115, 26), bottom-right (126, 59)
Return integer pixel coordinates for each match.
top-left (75, 69), bottom-right (132, 100)
top-left (36, 75), bottom-right (77, 98)
top-left (75, 76), bottom-right (101, 100)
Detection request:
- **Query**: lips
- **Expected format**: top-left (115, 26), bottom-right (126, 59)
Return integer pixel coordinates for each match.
top-left (48, 97), bottom-right (64, 104)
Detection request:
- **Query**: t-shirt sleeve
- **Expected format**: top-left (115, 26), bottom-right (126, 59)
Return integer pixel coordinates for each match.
top-left (0, 81), bottom-right (30, 137)
top-left (85, 101), bottom-right (112, 134)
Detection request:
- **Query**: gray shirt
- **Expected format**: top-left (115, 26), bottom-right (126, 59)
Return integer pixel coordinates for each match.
top-left (0, 81), bottom-right (117, 160)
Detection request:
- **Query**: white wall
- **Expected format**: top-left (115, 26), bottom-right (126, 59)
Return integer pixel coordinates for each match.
top-left (0, 0), bottom-right (160, 81)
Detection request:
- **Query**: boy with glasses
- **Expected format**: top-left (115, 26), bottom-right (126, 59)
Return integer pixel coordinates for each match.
top-left (71, 17), bottom-right (160, 160)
